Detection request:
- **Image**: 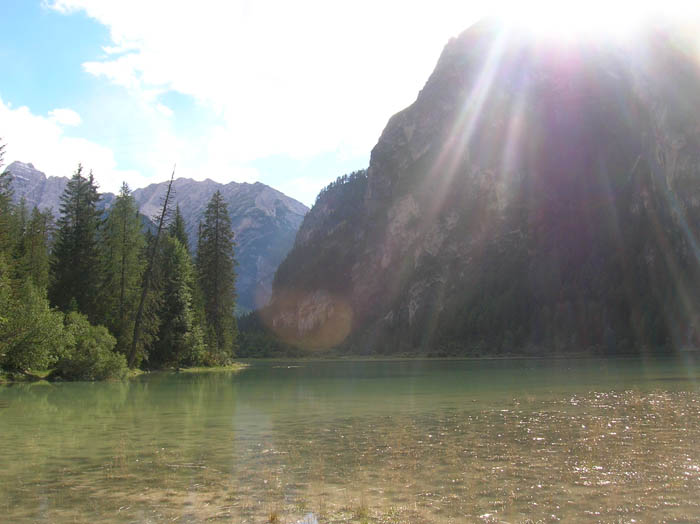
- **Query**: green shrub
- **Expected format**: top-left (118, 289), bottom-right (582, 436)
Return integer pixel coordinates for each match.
top-left (53, 312), bottom-right (127, 381)
top-left (0, 275), bottom-right (67, 373)
top-left (181, 324), bottom-right (207, 367)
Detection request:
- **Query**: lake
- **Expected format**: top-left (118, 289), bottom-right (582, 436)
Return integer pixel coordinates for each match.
top-left (1, 358), bottom-right (700, 523)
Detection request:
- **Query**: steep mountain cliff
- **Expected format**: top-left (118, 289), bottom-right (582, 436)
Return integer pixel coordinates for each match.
top-left (262, 20), bottom-right (700, 355)
top-left (6, 162), bottom-right (308, 311)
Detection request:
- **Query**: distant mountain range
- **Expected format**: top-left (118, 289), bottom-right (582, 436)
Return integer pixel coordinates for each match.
top-left (6, 161), bottom-right (308, 312)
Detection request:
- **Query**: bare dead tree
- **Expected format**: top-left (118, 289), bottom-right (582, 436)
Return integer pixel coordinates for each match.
top-left (128, 166), bottom-right (176, 368)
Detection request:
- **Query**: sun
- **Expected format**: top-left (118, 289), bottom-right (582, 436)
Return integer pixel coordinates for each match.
top-left (492, 0), bottom-right (696, 41)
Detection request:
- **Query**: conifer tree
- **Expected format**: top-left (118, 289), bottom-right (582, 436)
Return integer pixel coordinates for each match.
top-left (14, 197), bottom-right (28, 239)
top-left (150, 235), bottom-right (205, 367)
top-left (100, 182), bottom-right (145, 351)
top-left (17, 207), bottom-right (53, 290)
top-left (0, 139), bottom-right (14, 254)
top-left (50, 165), bottom-right (103, 319)
top-left (169, 204), bottom-right (189, 253)
top-left (135, 231), bottom-right (164, 364)
top-left (196, 190), bottom-right (238, 361)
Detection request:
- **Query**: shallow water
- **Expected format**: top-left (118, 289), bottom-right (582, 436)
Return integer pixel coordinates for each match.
top-left (2, 358), bottom-right (700, 523)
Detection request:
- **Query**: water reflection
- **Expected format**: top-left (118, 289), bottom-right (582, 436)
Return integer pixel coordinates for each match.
top-left (1, 358), bottom-right (699, 522)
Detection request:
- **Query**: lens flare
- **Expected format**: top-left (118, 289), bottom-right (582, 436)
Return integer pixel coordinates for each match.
top-left (491, 0), bottom-right (697, 41)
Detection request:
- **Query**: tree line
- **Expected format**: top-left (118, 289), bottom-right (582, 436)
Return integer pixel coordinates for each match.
top-left (0, 141), bottom-right (239, 380)
top-left (314, 170), bottom-right (367, 205)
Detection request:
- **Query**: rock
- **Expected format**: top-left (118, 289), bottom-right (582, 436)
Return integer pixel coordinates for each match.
top-left (6, 161), bottom-right (115, 212)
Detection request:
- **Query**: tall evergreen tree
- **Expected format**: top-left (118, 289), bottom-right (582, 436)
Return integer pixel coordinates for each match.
top-left (196, 190), bottom-right (238, 361)
top-left (0, 139), bottom-right (14, 254)
top-left (17, 207), bottom-right (53, 290)
top-left (150, 235), bottom-right (205, 368)
top-left (50, 165), bottom-right (103, 319)
top-left (134, 231), bottom-right (165, 364)
top-left (169, 204), bottom-right (189, 253)
top-left (100, 182), bottom-right (145, 352)
top-left (14, 197), bottom-right (28, 239)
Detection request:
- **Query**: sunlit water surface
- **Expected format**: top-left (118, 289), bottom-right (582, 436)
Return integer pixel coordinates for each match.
top-left (2, 358), bottom-right (700, 523)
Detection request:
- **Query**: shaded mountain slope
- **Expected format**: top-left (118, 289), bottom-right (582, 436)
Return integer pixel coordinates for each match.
top-left (261, 20), bottom-right (700, 355)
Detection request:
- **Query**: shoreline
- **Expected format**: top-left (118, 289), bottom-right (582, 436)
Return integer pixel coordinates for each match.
top-left (237, 352), bottom-right (690, 363)
top-left (2, 352), bottom-right (693, 385)
top-left (0, 363), bottom-right (247, 385)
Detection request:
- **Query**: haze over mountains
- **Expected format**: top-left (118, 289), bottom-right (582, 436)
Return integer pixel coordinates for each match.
top-left (6, 161), bottom-right (308, 311)
top-left (258, 20), bottom-right (700, 355)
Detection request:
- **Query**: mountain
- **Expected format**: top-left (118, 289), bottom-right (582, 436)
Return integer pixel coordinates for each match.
top-left (6, 162), bottom-right (115, 211)
top-left (259, 20), bottom-right (700, 356)
top-left (5, 162), bottom-right (308, 311)
top-left (132, 178), bottom-right (308, 311)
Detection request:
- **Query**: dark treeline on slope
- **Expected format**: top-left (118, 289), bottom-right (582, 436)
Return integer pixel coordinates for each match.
top-left (0, 142), bottom-right (239, 380)
top-left (313, 170), bottom-right (368, 206)
top-left (274, 170), bottom-right (367, 294)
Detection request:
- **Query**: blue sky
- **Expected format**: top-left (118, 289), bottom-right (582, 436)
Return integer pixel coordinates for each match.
top-left (0, 1), bottom-right (482, 204)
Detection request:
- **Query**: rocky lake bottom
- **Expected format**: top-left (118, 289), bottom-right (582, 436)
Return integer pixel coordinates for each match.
top-left (1, 358), bottom-right (699, 523)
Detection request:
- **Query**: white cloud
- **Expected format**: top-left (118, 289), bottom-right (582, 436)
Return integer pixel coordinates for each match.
top-left (49, 108), bottom-right (82, 126)
top-left (0, 97), bottom-right (148, 194)
top-left (83, 53), bottom-right (144, 91)
top-left (47, 0), bottom-right (482, 165)
top-left (155, 103), bottom-right (173, 117)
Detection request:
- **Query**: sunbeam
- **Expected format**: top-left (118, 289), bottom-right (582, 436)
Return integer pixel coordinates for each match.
top-left (493, 0), bottom-right (697, 41)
